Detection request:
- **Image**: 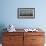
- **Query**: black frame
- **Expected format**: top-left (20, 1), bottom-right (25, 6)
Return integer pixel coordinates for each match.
top-left (17, 8), bottom-right (35, 19)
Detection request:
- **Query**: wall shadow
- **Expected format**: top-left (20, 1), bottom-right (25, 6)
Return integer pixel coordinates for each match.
top-left (0, 24), bottom-right (7, 43)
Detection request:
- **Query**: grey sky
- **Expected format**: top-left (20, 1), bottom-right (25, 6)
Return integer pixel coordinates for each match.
top-left (19, 9), bottom-right (33, 14)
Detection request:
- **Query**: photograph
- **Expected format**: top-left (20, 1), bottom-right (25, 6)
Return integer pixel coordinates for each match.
top-left (0, 0), bottom-right (45, 46)
top-left (17, 8), bottom-right (35, 19)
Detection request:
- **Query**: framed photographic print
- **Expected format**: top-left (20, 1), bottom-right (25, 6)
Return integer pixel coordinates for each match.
top-left (17, 8), bottom-right (35, 19)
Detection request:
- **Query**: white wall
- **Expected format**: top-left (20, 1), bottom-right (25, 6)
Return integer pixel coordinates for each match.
top-left (0, 0), bottom-right (46, 30)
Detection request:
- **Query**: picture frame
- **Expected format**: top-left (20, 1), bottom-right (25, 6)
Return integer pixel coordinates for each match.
top-left (17, 8), bottom-right (35, 19)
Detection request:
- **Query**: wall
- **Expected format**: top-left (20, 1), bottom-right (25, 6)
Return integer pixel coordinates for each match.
top-left (0, 0), bottom-right (46, 44)
top-left (0, 0), bottom-right (46, 29)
